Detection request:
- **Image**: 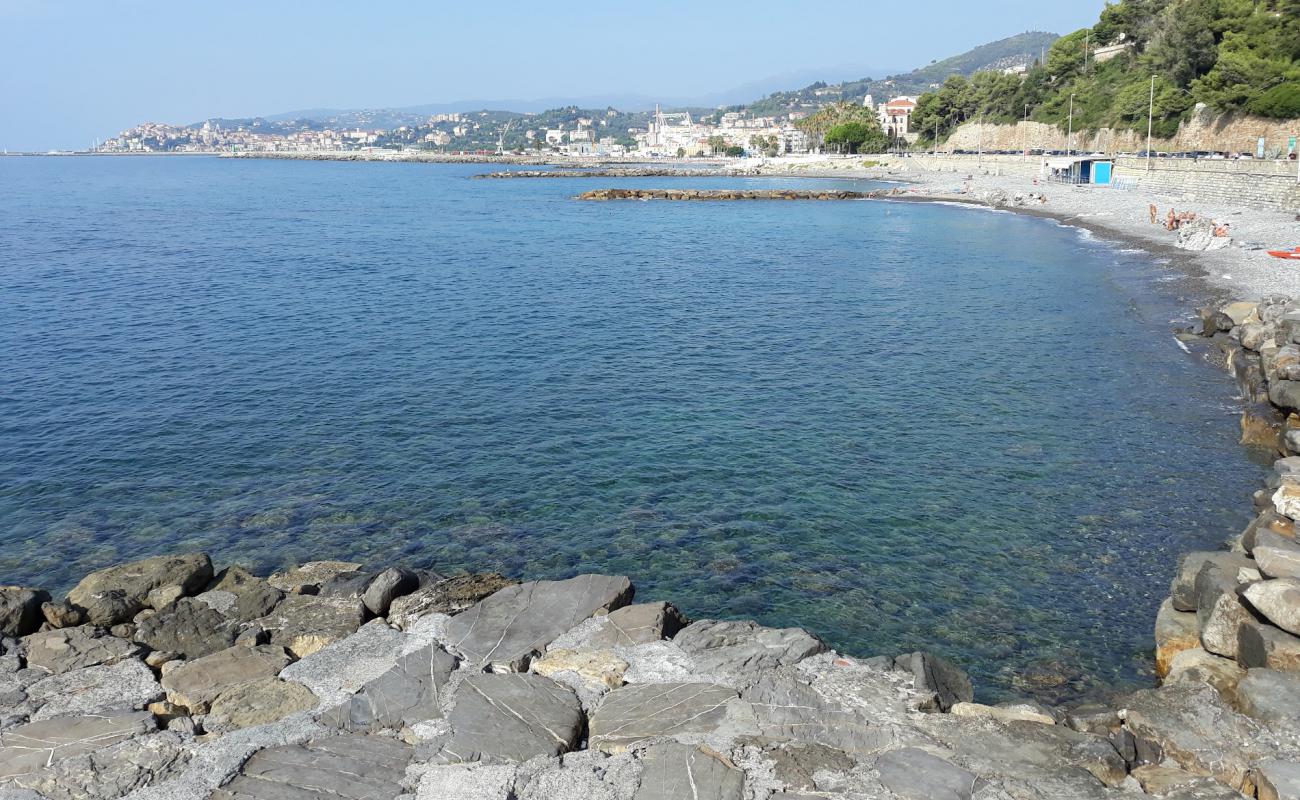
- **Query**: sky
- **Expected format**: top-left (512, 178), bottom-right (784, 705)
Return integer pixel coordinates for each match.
top-left (0, 0), bottom-right (1107, 151)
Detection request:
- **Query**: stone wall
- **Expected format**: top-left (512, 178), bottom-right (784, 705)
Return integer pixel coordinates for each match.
top-left (1114, 156), bottom-right (1300, 211)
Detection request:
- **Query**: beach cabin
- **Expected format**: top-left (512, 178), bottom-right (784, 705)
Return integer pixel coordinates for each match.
top-left (1043, 156), bottom-right (1114, 185)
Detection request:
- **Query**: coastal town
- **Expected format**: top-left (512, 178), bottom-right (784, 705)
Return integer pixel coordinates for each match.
top-left (96, 95), bottom-right (921, 158)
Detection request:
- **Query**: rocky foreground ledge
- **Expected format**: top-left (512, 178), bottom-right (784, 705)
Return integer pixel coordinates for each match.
top-left (1, 544), bottom-right (1299, 799)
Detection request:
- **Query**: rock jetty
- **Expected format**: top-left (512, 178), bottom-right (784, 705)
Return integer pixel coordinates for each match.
top-left (578, 188), bottom-right (871, 201)
top-left (2, 541), bottom-right (1299, 797)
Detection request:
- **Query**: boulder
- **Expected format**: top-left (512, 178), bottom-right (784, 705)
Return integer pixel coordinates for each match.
top-left (0, 588), bottom-right (49, 638)
top-left (66, 553), bottom-right (212, 626)
top-left (21, 626), bottom-right (143, 674)
top-left (25, 659), bottom-right (162, 721)
top-left (1232, 668), bottom-right (1300, 728)
top-left (204, 566), bottom-right (284, 621)
top-left (387, 572), bottom-right (516, 630)
top-left (252, 593), bottom-right (366, 658)
top-left (133, 596), bottom-right (240, 659)
top-left (324, 642), bottom-right (457, 731)
top-left (39, 601), bottom-right (84, 629)
top-left (360, 566), bottom-right (419, 616)
top-left (632, 743), bottom-right (744, 800)
top-left (204, 677), bottom-right (318, 733)
top-left (1156, 599), bottom-right (1202, 677)
top-left (1253, 759), bottom-right (1300, 800)
top-left (440, 673), bottom-right (584, 763)
top-left (1171, 552), bottom-right (1256, 612)
top-left (1238, 620), bottom-right (1300, 670)
top-left (1164, 648), bottom-right (1246, 696)
top-left (416, 763), bottom-right (518, 800)
top-left (1122, 683), bottom-right (1268, 789)
top-left (1194, 563), bottom-right (1254, 659)
top-left (740, 673), bottom-right (892, 756)
top-left (894, 651), bottom-right (974, 712)
top-left (585, 602), bottom-right (688, 648)
top-left (672, 620), bottom-right (826, 683)
top-left (1256, 530), bottom-right (1300, 579)
top-left (211, 734), bottom-right (412, 800)
top-left (1131, 765), bottom-right (1240, 798)
top-left (589, 682), bottom-right (737, 754)
top-left (0, 711), bottom-right (155, 781)
top-left (266, 560), bottom-right (361, 594)
top-left (531, 647), bottom-right (628, 691)
top-left (1244, 579), bottom-right (1300, 636)
top-left (874, 747), bottom-right (977, 800)
top-left (160, 644), bottom-right (294, 712)
top-left (443, 574), bottom-right (633, 671)
top-left (11, 730), bottom-right (187, 800)
top-left (1272, 382), bottom-right (1300, 414)
top-left (766, 742), bottom-right (855, 791)
top-left (1222, 302), bottom-right (1259, 326)
top-left (145, 585), bottom-right (185, 611)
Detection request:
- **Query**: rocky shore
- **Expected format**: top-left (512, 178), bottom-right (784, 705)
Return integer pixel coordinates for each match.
top-left (577, 188), bottom-right (872, 202)
top-left (474, 168), bottom-right (745, 179)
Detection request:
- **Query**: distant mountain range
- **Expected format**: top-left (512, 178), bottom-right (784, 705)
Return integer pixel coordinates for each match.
top-left (196, 31), bottom-right (1058, 133)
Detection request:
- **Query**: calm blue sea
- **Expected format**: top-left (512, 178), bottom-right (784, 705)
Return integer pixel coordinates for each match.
top-left (0, 156), bottom-right (1266, 700)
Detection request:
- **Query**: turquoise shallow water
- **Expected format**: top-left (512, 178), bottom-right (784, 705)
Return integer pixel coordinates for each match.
top-left (0, 156), bottom-right (1266, 700)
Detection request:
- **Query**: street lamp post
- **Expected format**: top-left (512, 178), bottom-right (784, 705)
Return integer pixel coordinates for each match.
top-left (1022, 103), bottom-right (1029, 161)
top-left (1067, 93), bottom-right (1075, 157)
top-left (977, 113), bottom-right (984, 166)
top-left (1146, 75), bottom-right (1155, 172)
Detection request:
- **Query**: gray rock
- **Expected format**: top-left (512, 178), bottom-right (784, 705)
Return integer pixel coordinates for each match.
top-left (875, 747), bottom-right (977, 800)
top-left (1233, 668), bottom-right (1300, 728)
top-left (66, 553), bottom-right (212, 627)
top-left (1065, 704), bottom-right (1120, 736)
top-left (440, 673), bottom-right (583, 763)
top-left (1195, 563), bottom-right (1254, 659)
top-left (633, 743), bottom-right (744, 800)
top-left (1272, 380), bottom-right (1300, 412)
top-left (1238, 620), bottom-right (1300, 670)
top-left (741, 673), bottom-right (892, 756)
top-left (1255, 531), bottom-right (1300, 579)
top-left (894, 651), bottom-right (974, 712)
top-left (205, 566), bottom-right (285, 622)
top-left (1244, 578), bottom-right (1300, 636)
top-left (266, 560), bottom-right (362, 594)
top-left (416, 763), bottom-right (518, 800)
top-left (1254, 758), bottom-right (1300, 800)
top-left (252, 593), bottom-right (366, 658)
top-left (21, 626), bottom-right (143, 674)
top-left (25, 659), bottom-right (162, 721)
top-left (1171, 552), bottom-right (1256, 612)
top-left (39, 601), bottom-right (84, 629)
top-left (388, 573), bottom-right (517, 630)
top-left (1164, 648), bottom-right (1245, 696)
top-left (1156, 599), bottom-right (1202, 678)
top-left (512, 750), bottom-right (640, 800)
top-left (444, 574), bottom-right (633, 671)
top-left (203, 677), bottom-right (319, 733)
top-left (134, 597), bottom-right (240, 660)
top-left (324, 642), bottom-right (456, 731)
top-left (360, 567), bottom-right (419, 617)
top-left (0, 589), bottom-right (49, 638)
top-left (0, 711), bottom-right (155, 781)
top-left (588, 682), bottom-right (737, 754)
top-left (672, 620), bottom-right (826, 683)
top-left (12, 731), bottom-right (187, 800)
top-left (145, 585), bottom-right (185, 611)
top-left (211, 733), bottom-right (412, 799)
top-left (1122, 683), bottom-right (1269, 788)
top-left (161, 644), bottom-right (294, 713)
top-left (585, 602), bottom-right (688, 648)
top-left (766, 742), bottom-right (855, 791)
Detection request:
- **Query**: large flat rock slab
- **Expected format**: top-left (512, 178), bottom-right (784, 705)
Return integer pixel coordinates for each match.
top-left (21, 626), bottom-right (143, 674)
top-left (443, 574), bottom-right (632, 671)
top-left (875, 747), bottom-right (977, 800)
top-left (633, 743), bottom-right (744, 800)
top-left (584, 602), bottom-right (688, 648)
top-left (673, 620), bottom-right (826, 683)
top-left (0, 711), bottom-right (155, 781)
top-left (588, 682), bottom-right (737, 754)
top-left (26, 659), bottom-right (162, 721)
top-left (13, 730), bottom-right (187, 800)
top-left (212, 733), bottom-right (412, 800)
top-left (161, 644), bottom-right (294, 713)
top-left (324, 642), bottom-right (457, 731)
top-left (440, 673), bottom-right (583, 763)
top-left (740, 674), bottom-right (893, 756)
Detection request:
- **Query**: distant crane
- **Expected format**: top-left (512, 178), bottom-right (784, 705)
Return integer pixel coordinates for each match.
top-left (496, 120), bottom-right (514, 155)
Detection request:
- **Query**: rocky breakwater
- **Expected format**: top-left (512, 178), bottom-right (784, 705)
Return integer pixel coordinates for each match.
top-left (578, 188), bottom-right (870, 201)
top-left (2, 553), bottom-right (1296, 799)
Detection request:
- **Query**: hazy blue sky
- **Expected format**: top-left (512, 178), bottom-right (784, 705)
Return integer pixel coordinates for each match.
top-left (1, 0), bottom-right (1106, 151)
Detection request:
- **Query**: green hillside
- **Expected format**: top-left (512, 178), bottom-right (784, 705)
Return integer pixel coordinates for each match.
top-left (912, 0), bottom-right (1300, 145)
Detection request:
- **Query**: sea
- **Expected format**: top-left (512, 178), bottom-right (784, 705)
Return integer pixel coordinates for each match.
top-left (0, 155), bottom-right (1268, 700)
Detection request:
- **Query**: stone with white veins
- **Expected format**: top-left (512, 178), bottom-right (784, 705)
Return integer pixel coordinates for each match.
top-left (439, 673), bottom-right (583, 763)
top-left (0, 711), bottom-right (155, 781)
top-left (21, 626), bottom-right (143, 675)
top-left (588, 682), bottom-right (737, 754)
top-left (323, 642), bottom-right (457, 731)
top-left (443, 574), bottom-right (633, 671)
top-left (672, 620), bottom-right (827, 684)
top-left (11, 731), bottom-right (187, 800)
top-left (875, 747), bottom-right (977, 800)
top-left (25, 659), bottom-right (163, 721)
top-left (583, 602), bottom-right (688, 648)
top-left (211, 733), bottom-right (412, 799)
top-left (632, 743), bottom-right (744, 800)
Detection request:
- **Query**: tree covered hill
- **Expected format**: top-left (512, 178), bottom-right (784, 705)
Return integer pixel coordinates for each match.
top-left (912, 0), bottom-right (1300, 145)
